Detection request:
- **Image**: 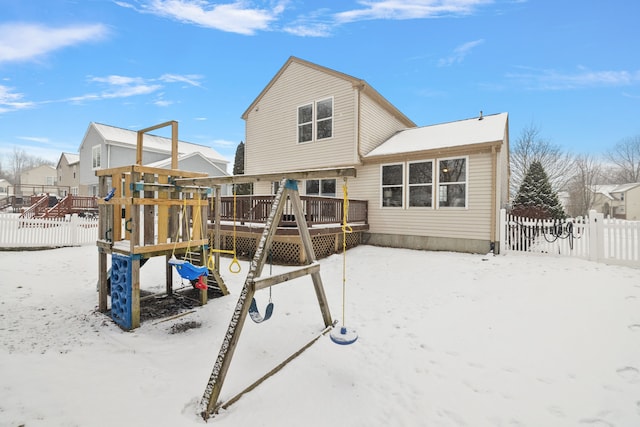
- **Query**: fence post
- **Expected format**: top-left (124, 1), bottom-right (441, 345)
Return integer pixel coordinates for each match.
top-left (70, 214), bottom-right (79, 246)
top-left (499, 208), bottom-right (506, 254)
top-left (588, 210), bottom-right (604, 262)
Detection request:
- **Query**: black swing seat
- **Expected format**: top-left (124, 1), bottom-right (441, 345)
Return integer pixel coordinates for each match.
top-left (249, 298), bottom-right (274, 323)
top-left (169, 258), bottom-right (209, 281)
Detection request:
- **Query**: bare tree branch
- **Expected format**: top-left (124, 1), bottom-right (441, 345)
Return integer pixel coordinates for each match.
top-left (510, 123), bottom-right (575, 197)
top-left (566, 154), bottom-right (603, 216)
top-left (605, 135), bottom-right (640, 183)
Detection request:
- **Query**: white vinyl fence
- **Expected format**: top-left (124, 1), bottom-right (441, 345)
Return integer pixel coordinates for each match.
top-left (500, 209), bottom-right (640, 267)
top-left (0, 213), bottom-right (99, 248)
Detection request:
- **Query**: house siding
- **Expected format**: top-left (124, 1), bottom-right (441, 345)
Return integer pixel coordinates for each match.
top-left (79, 126), bottom-right (102, 190)
top-left (358, 91), bottom-right (409, 156)
top-left (626, 185), bottom-right (640, 220)
top-left (241, 58), bottom-right (508, 254)
top-left (245, 61), bottom-right (357, 176)
top-left (350, 152), bottom-right (494, 250)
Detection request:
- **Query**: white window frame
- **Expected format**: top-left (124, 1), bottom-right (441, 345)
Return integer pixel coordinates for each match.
top-left (407, 160), bottom-right (434, 208)
top-left (297, 103), bottom-right (313, 143)
top-left (381, 163), bottom-right (404, 208)
top-left (297, 97), bottom-right (333, 144)
top-left (92, 145), bottom-right (101, 169)
top-left (305, 179), bottom-right (336, 197)
top-left (437, 156), bottom-right (468, 209)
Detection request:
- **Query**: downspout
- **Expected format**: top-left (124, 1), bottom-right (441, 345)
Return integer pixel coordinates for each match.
top-left (490, 144), bottom-right (498, 252)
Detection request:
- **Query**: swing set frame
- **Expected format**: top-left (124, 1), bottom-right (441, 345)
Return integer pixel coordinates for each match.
top-left (175, 169), bottom-right (357, 420)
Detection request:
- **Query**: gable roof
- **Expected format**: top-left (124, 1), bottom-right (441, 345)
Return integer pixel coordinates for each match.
top-left (57, 152), bottom-right (79, 168)
top-left (241, 56), bottom-right (416, 127)
top-left (84, 123), bottom-right (228, 164)
top-left (144, 152), bottom-right (228, 176)
top-left (364, 112), bottom-right (508, 159)
top-left (590, 183), bottom-right (640, 199)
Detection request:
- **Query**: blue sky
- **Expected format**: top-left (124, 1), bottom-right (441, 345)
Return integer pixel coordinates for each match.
top-left (1, 0), bottom-right (639, 170)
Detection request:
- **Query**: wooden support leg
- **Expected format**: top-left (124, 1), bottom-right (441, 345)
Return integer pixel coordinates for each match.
top-left (131, 257), bottom-right (141, 329)
top-left (166, 253), bottom-right (173, 296)
top-left (98, 249), bottom-right (108, 312)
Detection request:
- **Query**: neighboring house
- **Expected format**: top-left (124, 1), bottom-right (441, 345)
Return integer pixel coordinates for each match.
top-left (56, 152), bottom-right (81, 196)
top-left (589, 183), bottom-right (640, 220)
top-left (19, 165), bottom-right (57, 194)
top-left (242, 56), bottom-right (510, 254)
top-left (0, 178), bottom-right (9, 194)
top-left (79, 122), bottom-right (229, 196)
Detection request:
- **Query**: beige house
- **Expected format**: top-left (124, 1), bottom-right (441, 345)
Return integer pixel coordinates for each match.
top-left (56, 152), bottom-right (82, 196)
top-left (590, 183), bottom-right (640, 220)
top-left (242, 56), bottom-right (510, 254)
top-left (19, 165), bottom-right (57, 195)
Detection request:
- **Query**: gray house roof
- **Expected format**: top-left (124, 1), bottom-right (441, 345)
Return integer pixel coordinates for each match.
top-left (145, 152), bottom-right (228, 176)
top-left (86, 122), bottom-right (228, 165)
top-left (590, 183), bottom-right (640, 200)
top-left (60, 153), bottom-right (79, 165)
top-left (365, 112), bottom-right (508, 158)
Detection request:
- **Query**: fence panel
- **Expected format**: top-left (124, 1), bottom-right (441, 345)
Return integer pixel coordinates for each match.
top-left (502, 212), bottom-right (590, 258)
top-left (501, 209), bottom-right (640, 267)
top-left (0, 213), bottom-right (98, 248)
top-left (603, 218), bottom-right (640, 264)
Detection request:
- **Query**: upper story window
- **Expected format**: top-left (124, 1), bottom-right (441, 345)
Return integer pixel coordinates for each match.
top-left (297, 97), bottom-right (333, 143)
top-left (408, 161), bottom-right (433, 207)
top-left (306, 179), bottom-right (336, 197)
top-left (438, 157), bottom-right (467, 208)
top-left (92, 145), bottom-right (101, 169)
top-left (382, 163), bottom-right (404, 207)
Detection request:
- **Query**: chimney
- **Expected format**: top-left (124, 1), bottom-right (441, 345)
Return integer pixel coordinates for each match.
top-left (479, 110), bottom-right (483, 120)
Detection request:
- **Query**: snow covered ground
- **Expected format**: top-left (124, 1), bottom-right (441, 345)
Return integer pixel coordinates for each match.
top-left (1, 244), bottom-right (639, 427)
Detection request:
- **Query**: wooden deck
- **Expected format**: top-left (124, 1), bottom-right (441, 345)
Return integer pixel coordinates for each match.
top-left (210, 195), bottom-right (369, 265)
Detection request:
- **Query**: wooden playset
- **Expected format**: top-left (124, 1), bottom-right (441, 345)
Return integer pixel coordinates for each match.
top-left (95, 121), bottom-right (359, 420)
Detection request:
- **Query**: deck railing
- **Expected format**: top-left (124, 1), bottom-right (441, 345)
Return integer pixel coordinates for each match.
top-left (43, 195), bottom-right (98, 218)
top-left (216, 195), bottom-right (367, 226)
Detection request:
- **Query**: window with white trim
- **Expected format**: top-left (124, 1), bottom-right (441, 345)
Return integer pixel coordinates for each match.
top-left (408, 161), bottom-right (433, 207)
top-left (381, 163), bottom-right (404, 207)
top-left (92, 145), bottom-right (101, 169)
top-left (297, 97), bottom-right (333, 143)
top-left (438, 157), bottom-right (467, 208)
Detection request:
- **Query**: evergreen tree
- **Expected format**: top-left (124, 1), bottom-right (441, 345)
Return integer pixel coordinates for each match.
top-left (512, 160), bottom-right (566, 219)
top-left (232, 141), bottom-right (252, 195)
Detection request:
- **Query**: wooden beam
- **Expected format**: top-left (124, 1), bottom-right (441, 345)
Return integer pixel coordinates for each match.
top-left (289, 184), bottom-right (333, 327)
top-left (200, 179), bottom-right (290, 420)
top-left (250, 262), bottom-right (320, 291)
top-left (175, 167), bottom-right (357, 187)
top-left (96, 164), bottom-right (207, 178)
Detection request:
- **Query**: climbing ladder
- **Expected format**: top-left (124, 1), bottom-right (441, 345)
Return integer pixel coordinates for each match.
top-left (198, 178), bottom-right (333, 420)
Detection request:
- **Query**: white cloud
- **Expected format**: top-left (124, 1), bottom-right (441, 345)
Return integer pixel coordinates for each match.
top-left (0, 85), bottom-right (35, 113)
top-left (283, 23), bottom-right (332, 37)
top-left (17, 136), bottom-right (51, 144)
top-left (66, 73), bottom-right (203, 104)
top-left (438, 39), bottom-right (484, 67)
top-left (0, 23), bottom-right (108, 63)
top-left (121, 0), bottom-right (285, 35)
top-left (334, 0), bottom-right (493, 23)
top-left (160, 73), bottom-right (204, 87)
top-left (507, 67), bottom-right (640, 90)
